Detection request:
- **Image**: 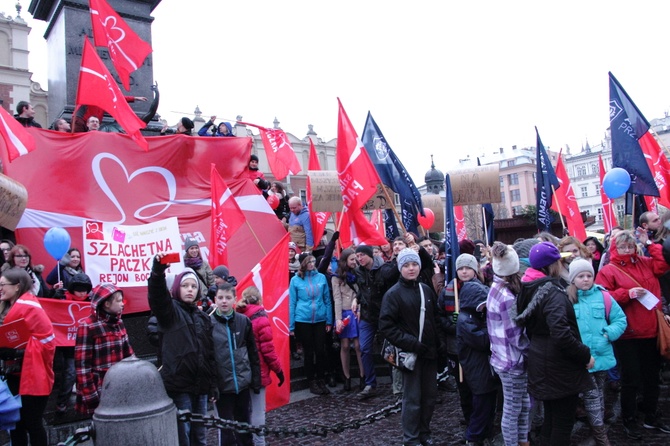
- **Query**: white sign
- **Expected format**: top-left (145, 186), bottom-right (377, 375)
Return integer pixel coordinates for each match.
top-left (83, 217), bottom-right (185, 287)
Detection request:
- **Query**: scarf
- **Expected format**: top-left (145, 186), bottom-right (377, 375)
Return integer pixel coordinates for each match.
top-left (185, 256), bottom-right (203, 269)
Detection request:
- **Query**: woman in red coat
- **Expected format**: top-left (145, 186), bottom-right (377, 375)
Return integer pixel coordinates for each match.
top-left (596, 229), bottom-right (670, 440)
top-left (237, 286), bottom-right (284, 446)
top-left (0, 268), bottom-right (55, 446)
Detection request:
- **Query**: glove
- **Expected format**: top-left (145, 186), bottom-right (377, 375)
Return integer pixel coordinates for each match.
top-left (331, 231), bottom-right (340, 242)
top-left (452, 312), bottom-right (459, 324)
top-left (276, 371), bottom-right (285, 387)
top-left (253, 387), bottom-right (261, 395)
top-left (209, 387), bottom-right (219, 401)
top-left (417, 343), bottom-right (430, 356)
top-left (152, 256), bottom-right (169, 275)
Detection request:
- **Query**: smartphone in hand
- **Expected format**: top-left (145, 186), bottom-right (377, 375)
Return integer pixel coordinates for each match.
top-left (160, 252), bottom-right (180, 264)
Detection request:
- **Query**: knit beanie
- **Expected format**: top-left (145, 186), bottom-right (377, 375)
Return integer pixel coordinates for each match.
top-left (355, 245), bottom-right (374, 259)
top-left (491, 242), bottom-right (520, 277)
top-left (513, 238), bottom-right (540, 261)
top-left (456, 253), bottom-right (478, 272)
top-left (459, 239), bottom-right (476, 255)
top-left (184, 238), bottom-right (199, 252)
top-left (529, 242), bottom-right (561, 269)
top-left (397, 248), bottom-right (421, 271)
top-left (181, 117), bottom-right (194, 130)
top-left (212, 265), bottom-right (230, 280)
top-left (170, 268), bottom-right (200, 301)
top-left (568, 258), bottom-right (594, 284)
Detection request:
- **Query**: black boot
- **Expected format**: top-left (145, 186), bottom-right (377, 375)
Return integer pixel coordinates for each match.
top-left (327, 374), bottom-right (337, 388)
top-left (309, 380), bottom-right (321, 395)
top-left (344, 378), bottom-right (351, 391)
top-left (359, 375), bottom-right (366, 391)
top-left (317, 379), bottom-right (331, 395)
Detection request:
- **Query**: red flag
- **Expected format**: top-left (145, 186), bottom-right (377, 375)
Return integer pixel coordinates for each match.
top-left (454, 206), bottom-right (468, 241)
top-left (336, 99), bottom-right (381, 212)
top-left (0, 106), bottom-right (36, 162)
top-left (75, 38), bottom-right (148, 151)
top-left (307, 138), bottom-right (330, 245)
top-left (551, 153), bottom-right (586, 240)
top-left (235, 233), bottom-right (291, 411)
top-left (599, 155), bottom-right (618, 232)
top-left (89, 0), bottom-right (152, 91)
top-left (369, 209), bottom-right (386, 239)
top-left (258, 127), bottom-right (302, 181)
top-left (210, 164), bottom-right (246, 267)
top-left (337, 210), bottom-right (389, 248)
top-left (639, 132), bottom-right (670, 209)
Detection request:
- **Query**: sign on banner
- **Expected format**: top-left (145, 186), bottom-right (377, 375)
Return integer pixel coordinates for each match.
top-left (83, 217), bottom-right (185, 287)
top-left (447, 165), bottom-right (502, 206)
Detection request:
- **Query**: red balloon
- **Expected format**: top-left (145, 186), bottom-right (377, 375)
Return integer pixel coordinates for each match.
top-left (267, 194), bottom-right (280, 210)
top-left (417, 208), bottom-right (435, 229)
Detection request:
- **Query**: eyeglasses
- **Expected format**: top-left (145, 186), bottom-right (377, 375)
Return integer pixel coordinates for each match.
top-left (13, 255), bottom-right (29, 258)
top-left (1, 249), bottom-right (9, 252)
top-left (0, 282), bottom-right (17, 287)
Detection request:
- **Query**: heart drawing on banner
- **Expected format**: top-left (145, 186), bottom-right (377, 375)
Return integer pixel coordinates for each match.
top-left (92, 153), bottom-right (178, 224)
top-left (48, 302), bottom-right (90, 327)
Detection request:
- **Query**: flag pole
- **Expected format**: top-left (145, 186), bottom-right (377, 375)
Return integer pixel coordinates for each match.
top-left (550, 185), bottom-right (567, 234)
top-left (481, 206), bottom-right (489, 247)
top-left (453, 282), bottom-right (463, 382)
top-left (379, 184), bottom-right (407, 234)
top-left (631, 194), bottom-right (636, 230)
top-left (244, 221), bottom-right (267, 255)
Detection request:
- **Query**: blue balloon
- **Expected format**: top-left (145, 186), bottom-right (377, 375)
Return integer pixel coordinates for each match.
top-left (602, 167), bottom-right (631, 199)
top-left (43, 227), bottom-right (71, 260)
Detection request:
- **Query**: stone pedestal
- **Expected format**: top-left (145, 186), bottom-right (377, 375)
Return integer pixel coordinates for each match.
top-left (28, 0), bottom-right (160, 125)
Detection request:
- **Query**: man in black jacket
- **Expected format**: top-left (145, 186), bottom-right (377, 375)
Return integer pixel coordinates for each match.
top-left (14, 101), bottom-right (42, 128)
top-left (379, 248), bottom-right (440, 446)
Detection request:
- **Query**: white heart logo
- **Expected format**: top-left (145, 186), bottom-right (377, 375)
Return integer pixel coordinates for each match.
top-left (92, 153), bottom-right (178, 224)
top-left (50, 302), bottom-right (90, 327)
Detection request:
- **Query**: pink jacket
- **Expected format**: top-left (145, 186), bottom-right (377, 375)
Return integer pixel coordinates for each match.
top-left (237, 303), bottom-right (283, 387)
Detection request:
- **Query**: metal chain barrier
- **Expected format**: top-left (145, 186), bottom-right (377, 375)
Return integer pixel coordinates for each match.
top-left (178, 398), bottom-right (402, 439)
top-left (57, 426), bottom-right (94, 446)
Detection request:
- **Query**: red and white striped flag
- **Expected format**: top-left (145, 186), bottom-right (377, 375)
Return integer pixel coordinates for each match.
top-left (337, 209), bottom-right (388, 248)
top-left (209, 164), bottom-right (246, 267)
top-left (0, 106), bottom-right (36, 162)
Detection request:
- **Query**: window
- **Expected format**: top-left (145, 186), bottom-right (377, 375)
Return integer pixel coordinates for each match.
top-left (591, 163), bottom-right (598, 175)
top-left (580, 186), bottom-right (588, 198)
top-left (512, 205), bottom-right (523, 216)
top-left (300, 190), bottom-right (307, 204)
top-left (508, 160), bottom-right (516, 167)
top-left (576, 165), bottom-right (587, 176)
top-left (499, 176), bottom-right (504, 186)
top-left (508, 173), bottom-right (519, 185)
top-left (511, 189), bottom-right (521, 202)
top-left (597, 208), bottom-right (603, 221)
top-left (500, 191), bottom-right (506, 203)
top-left (594, 183), bottom-right (600, 195)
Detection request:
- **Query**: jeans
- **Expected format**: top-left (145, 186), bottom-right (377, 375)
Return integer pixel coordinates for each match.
top-left (358, 319), bottom-right (378, 387)
top-left (168, 391), bottom-right (208, 446)
top-left (249, 388), bottom-right (266, 446)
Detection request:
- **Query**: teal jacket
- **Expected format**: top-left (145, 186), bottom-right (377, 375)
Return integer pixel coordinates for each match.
top-left (289, 270), bottom-right (333, 331)
top-left (573, 285), bottom-right (627, 373)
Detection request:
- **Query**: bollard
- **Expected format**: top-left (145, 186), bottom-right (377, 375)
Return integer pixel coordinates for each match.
top-left (93, 357), bottom-right (178, 446)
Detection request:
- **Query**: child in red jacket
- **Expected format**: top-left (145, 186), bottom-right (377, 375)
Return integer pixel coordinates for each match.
top-left (236, 286), bottom-right (284, 446)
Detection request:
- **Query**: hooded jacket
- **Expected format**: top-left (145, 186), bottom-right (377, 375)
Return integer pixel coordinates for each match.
top-left (198, 121), bottom-right (234, 137)
top-left (379, 277), bottom-right (440, 361)
top-left (237, 303), bottom-right (283, 387)
top-left (211, 310), bottom-right (261, 393)
top-left (288, 206), bottom-right (314, 250)
top-left (75, 284), bottom-right (133, 414)
top-left (595, 241), bottom-right (669, 340)
top-left (456, 279), bottom-right (498, 394)
top-left (514, 275), bottom-right (592, 400)
top-left (289, 269), bottom-right (333, 331)
top-left (148, 267), bottom-right (217, 395)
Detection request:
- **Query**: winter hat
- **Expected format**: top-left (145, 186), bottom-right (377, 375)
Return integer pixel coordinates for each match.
top-left (68, 273), bottom-right (93, 294)
top-left (90, 283), bottom-right (122, 311)
top-left (568, 258), bottom-right (594, 284)
top-left (513, 238), bottom-right (540, 261)
top-left (456, 253), bottom-right (478, 272)
top-left (529, 241), bottom-right (561, 269)
top-left (458, 239), bottom-right (476, 255)
top-left (181, 117), bottom-right (194, 130)
top-left (491, 242), bottom-right (520, 277)
top-left (355, 245), bottom-right (374, 259)
top-left (397, 248), bottom-right (421, 271)
top-left (250, 154), bottom-right (259, 162)
top-left (288, 241), bottom-right (301, 255)
top-left (184, 238), bottom-right (199, 252)
top-left (298, 253), bottom-right (311, 264)
top-left (212, 265), bottom-right (230, 280)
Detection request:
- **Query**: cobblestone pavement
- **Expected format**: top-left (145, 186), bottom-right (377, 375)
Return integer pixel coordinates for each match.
top-left (205, 377), bottom-right (670, 446)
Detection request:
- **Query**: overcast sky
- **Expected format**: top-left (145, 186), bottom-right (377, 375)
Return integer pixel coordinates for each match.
top-left (16, 0), bottom-right (670, 183)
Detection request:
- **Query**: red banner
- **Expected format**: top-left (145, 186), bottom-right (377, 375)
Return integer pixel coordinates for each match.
top-left (551, 153), bottom-right (586, 241)
top-left (0, 318), bottom-right (30, 348)
top-left (599, 155), bottom-right (618, 232)
top-left (0, 106), bottom-right (35, 162)
top-left (2, 129), bottom-right (287, 314)
top-left (337, 209), bottom-right (389, 249)
top-left (38, 299), bottom-right (90, 347)
top-left (258, 128), bottom-right (302, 181)
top-left (235, 233), bottom-right (291, 411)
top-left (454, 206), bottom-right (467, 241)
top-left (210, 164), bottom-right (246, 267)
